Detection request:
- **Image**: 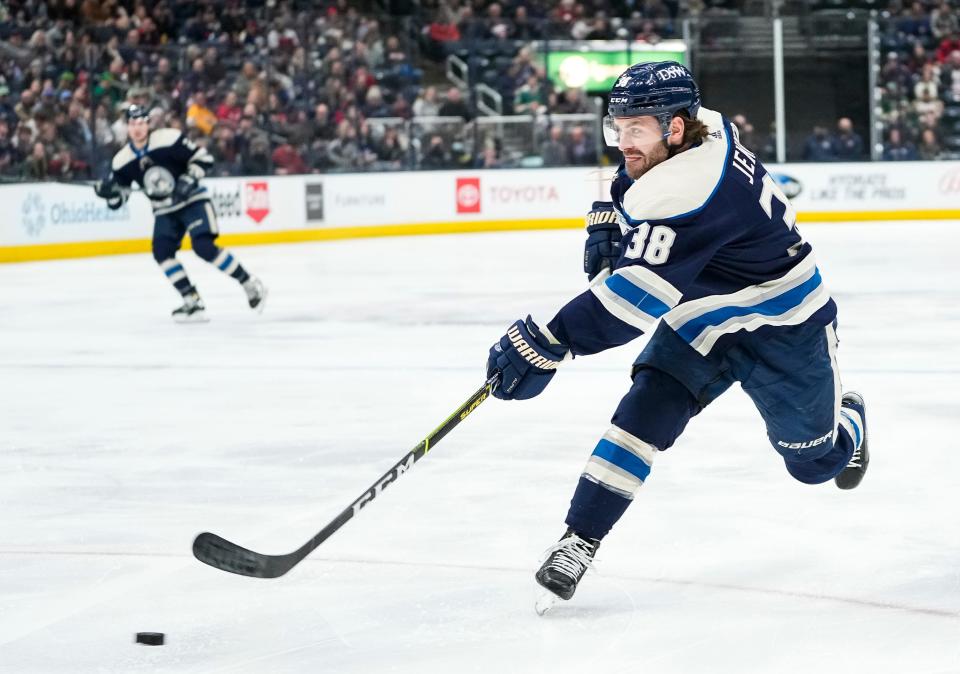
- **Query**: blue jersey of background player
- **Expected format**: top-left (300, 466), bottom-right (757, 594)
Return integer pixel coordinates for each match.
top-left (484, 61), bottom-right (870, 612)
top-left (94, 105), bottom-right (266, 322)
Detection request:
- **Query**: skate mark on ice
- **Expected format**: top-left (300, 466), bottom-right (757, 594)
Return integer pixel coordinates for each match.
top-left (2, 549), bottom-right (956, 620)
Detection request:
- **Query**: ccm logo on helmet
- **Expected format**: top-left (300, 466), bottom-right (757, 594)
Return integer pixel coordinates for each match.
top-left (656, 65), bottom-right (688, 81)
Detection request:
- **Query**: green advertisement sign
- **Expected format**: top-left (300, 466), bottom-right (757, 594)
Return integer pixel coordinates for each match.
top-left (544, 45), bottom-right (687, 92)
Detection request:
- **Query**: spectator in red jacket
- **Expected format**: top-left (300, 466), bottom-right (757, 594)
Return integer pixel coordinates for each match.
top-left (935, 32), bottom-right (960, 62)
top-left (271, 142), bottom-right (307, 175)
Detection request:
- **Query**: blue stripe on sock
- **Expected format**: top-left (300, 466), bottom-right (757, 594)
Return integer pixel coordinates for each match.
top-left (592, 439), bottom-right (651, 482)
top-left (164, 264), bottom-right (184, 277)
top-left (217, 254), bottom-right (234, 271)
top-left (841, 411), bottom-right (861, 447)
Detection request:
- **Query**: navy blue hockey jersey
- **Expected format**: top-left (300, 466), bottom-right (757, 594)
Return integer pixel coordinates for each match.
top-left (546, 107), bottom-right (836, 359)
top-left (109, 129), bottom-right (214, 215)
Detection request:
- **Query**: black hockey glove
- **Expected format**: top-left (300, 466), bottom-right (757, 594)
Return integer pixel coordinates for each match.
top-left (584, 200), bottom-right (622, 281)
top-left (94, 175), bottom-right (126, 210)
top-left (486, 316), bottom-right (568, 401)
top-left (93, 175), bottom-right (120, 200)
top-left (172, 174), bottom-right (198, 202)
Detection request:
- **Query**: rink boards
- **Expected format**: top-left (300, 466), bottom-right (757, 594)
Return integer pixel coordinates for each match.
top-left (3, 162), bottom-right (960, 262)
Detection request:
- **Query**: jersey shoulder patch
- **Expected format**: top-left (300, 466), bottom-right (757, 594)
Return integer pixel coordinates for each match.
top-left (621, 107), bottom-right (730, 223)
top-left (147, 128), bottom-right (183, 150)
top-left (111, 144), bottom-right (137, 171)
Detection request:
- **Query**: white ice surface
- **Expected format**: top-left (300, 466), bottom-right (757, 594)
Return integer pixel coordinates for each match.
top-left (1, 222), bottom-right (958, 673)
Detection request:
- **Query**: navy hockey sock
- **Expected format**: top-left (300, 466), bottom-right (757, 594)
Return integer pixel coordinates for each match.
top-left (564, 477), bottom-right (632, 541)
top-left (192, 235), bottom-right (251, 285)
top-left (230, 265), bottom-right (251, 284)
top-left (158, 258), bottom-right (196, 296)
top-left (212, 250), bottom-right (250, 284)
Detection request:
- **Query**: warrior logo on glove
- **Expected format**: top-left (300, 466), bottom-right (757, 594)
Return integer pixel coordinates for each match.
top-left (507, 324), bottom-right (562, 370)
top-left (586, 209), bottom-right (619, 227)
top-left (487, 316), bottom-right (568, 401)
top-left (584, 201), bottom-right (624, 280)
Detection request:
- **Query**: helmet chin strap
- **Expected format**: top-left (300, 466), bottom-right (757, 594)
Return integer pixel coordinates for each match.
top-left (660, 113), bottom-right (693, 158)
top-left (656, 112), bottom-right (673, 136)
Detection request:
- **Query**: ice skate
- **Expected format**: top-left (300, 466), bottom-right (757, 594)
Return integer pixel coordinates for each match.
top-left (242, 276), bottom-right (268, 312)
top-left (534, 590), bottom-right (560, 616)
top-left (835, 391), bottom-right (868, 490)
top-left (172, 290), bottom-right (208, 323)
top-left (534, 529), bottom-right (600, 612)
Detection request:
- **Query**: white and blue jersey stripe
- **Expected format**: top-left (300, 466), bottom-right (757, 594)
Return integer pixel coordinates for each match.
top-left (591, 265), bottom-right (682, 331)
top-left (665, 254), bottom-right (831, 356)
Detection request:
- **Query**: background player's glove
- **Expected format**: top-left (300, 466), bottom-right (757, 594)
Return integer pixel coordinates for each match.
top-left (486, 316), bottom-right (568, 401)
top-left (94, 175), bottom-right (126, 210)
top-left (93, 175), bottom-right (119, 200)
top-left (172, 174), bottom-right (198, 202)
top-left (584, 200), bottom-right (622, 281)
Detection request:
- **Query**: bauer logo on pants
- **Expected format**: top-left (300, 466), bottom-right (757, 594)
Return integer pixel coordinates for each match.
top-left (456, 177), bottom-right (481, 214)
top-left (244, 181), bottom-right (270, 223)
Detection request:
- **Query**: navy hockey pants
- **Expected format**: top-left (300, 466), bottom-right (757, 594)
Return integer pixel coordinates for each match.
top-left (152, 200), bottom-right (220, 262)
top-left (566, 320), bottom-right (859, 540)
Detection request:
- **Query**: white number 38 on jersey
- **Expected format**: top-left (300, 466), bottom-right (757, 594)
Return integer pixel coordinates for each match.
top-left (624, 223), bottom-right (676, 265)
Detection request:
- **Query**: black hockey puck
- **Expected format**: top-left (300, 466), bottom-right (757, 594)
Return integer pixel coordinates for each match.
top-left (135, 632), bottom-right (165, 646)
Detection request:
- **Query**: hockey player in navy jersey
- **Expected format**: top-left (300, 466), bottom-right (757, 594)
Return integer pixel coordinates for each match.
top-left (484, 62), bottom-right (869, 611)
top-left (94, 105), bottom-right (266, 322)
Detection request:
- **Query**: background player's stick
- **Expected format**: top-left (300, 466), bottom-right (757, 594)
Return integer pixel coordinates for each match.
top-left (50, 179), bottom-right (143, 192)
top-left (0, 176), bottom-right (142, 191)
top-left (192, 374), bottom-right (499, 578)
top-left (0, 176), bottom-right (94, 186)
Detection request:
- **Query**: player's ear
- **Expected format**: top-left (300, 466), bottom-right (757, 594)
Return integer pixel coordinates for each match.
top-left (667, 115), bottom-right (686, 147)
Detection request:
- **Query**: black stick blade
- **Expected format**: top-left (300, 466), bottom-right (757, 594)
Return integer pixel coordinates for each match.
top-left (192, 532), bottom-right (290, 579)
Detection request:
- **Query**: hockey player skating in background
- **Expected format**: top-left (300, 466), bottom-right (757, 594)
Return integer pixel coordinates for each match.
top-left (484, 62), bottom-right (869, 613)
top-left (94, 105), bottom-right (266, 322)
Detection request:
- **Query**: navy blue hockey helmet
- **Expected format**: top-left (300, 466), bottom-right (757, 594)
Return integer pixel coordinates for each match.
top-left (604, 61), bottom-right (701, 145)
top-left (124, 104), bottom-right (149, 122)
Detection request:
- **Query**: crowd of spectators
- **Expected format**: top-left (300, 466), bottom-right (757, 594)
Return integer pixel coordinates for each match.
top-left (3, 0), bottom-right (960, 181)
top-left (421, 0), bottom-right (675, 118)
top-left (0, 0), bottom-right (637, 180)
top-left (421, 0), bottom-right (678, 48)
top-left (800, 117), bottom-right (867, 161)
top-left (875, 0), bottom-right (960, 159)
top-left (0, 0), bottom-right (440, 179)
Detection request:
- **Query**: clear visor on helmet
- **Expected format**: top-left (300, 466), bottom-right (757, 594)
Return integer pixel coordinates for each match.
top-left (602, 115), bottom-right (671, 147)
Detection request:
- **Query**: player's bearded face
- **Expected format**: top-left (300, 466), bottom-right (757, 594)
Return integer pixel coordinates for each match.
top-left (615, 116), bottom-right (670, 180)
top-left (127, 118), bottom-right (149, 145)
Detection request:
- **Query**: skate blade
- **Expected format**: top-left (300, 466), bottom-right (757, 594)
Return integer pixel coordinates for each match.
top-left (173, 311), bottom-right (209, 324)
top-left (251, 287), bottom-right (268, 314)
top-left (534, 590), bottom-right (561, 616)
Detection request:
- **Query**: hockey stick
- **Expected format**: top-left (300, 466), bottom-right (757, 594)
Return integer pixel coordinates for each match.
top-left (0, 176), bottom-right (95, 186)
top-left (192, 374), bottom-right (499, 578)
top-left (0, 176), bottom-right (143, 192)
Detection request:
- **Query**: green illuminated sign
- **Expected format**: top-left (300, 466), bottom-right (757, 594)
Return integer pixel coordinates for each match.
top-left (544, 46), bottom-right (687, 92)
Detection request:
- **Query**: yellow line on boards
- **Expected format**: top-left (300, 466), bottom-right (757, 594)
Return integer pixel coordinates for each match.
top-left (797, 210), bottom-right (960, 222)
top-left (0, 239), bottom-right (153, 262)
top-left (0, 219), bottom-right (581, 263)
top-left (2, 211), bottom-right (959, 263)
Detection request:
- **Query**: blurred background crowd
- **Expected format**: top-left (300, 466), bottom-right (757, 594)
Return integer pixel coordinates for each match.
top-left (1, 0), bottom-right (958, 181)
